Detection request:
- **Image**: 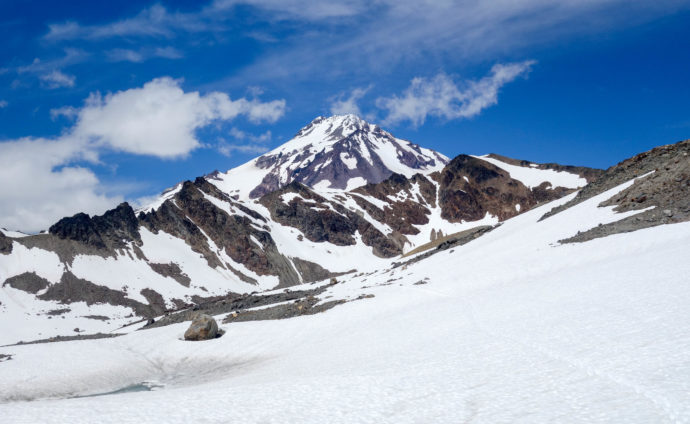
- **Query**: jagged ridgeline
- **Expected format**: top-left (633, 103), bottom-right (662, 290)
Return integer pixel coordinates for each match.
top-left (0, 114), bottom-right (602, 328)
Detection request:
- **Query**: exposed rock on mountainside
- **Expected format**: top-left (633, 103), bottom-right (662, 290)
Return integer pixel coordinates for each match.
top-left (353, 173), bottom-right (437, 235)
top-left (260, 181), bottom-right (402, 257)
top-left (139, 177), bottom-right (328, 286)
top-left (557, 139), bottom-right (690, 243)
top-left (3, 272), bottom-right (50, 294)
top-left (49, 203), bottom-right (141, 250)
top-left (435, 155), bottom-right (573, 222)
top-left (0, 232), bottom-right (12, 255)
top-left (38, 271), bottom-right (163, 318)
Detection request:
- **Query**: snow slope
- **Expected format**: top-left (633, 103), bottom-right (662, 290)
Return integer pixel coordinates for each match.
top-left (2, 175), bottom-right (689, 423)
top-left (477, 154), bottom-right (588, 189)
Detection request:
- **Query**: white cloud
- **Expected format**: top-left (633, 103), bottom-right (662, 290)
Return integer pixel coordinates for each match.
top-left (38, 70), bottom-right (76, 89)
top-left (72, 77), bottom-right (285, 158)
top-left (329, 86), bottom-right (370, 116)
top-left (237, 98), bottom-right (286, 123)
top-left (0, 136), bottom-right (118, 233)
top-left (0, 77), bottom-right (286, 232)
top-left (0, 100), bottom-right (7, 108)
top-left (376, 61), bottom-right (535, 126)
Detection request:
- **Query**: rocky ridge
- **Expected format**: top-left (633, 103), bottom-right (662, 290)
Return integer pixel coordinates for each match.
top-left (554, 139), bottom-right (690, 242)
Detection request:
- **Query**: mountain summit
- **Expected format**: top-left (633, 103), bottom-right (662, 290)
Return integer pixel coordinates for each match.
top-left (211, 114), bottom-right (449, 199)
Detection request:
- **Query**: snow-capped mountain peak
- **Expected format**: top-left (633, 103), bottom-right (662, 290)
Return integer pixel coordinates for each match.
top-left (212, 115), bottom-right (449, 199)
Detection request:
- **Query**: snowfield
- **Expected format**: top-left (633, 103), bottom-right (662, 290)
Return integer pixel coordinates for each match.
top-left (1, 177), bottom-right (690, 423)
top-left (476, 154), bottom-right (588, 189)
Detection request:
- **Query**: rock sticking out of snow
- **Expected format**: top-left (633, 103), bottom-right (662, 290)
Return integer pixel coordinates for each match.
top-left (183, 314), bottom-right (219, 341)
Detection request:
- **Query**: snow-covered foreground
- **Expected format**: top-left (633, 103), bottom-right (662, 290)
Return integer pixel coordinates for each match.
top-left (2, 179), bottom-right (690, 423)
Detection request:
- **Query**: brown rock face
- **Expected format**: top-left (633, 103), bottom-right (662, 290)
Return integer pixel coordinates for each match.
top-left (353, 173), bottom-right (436, 235)
top-left (259, 181), bottom-right (402, 258)
top-left (435, 155), bottom-right (570, 223)
top-left (0, 232), bottom-right (12, 255)
top-left (184, 314), bottom-right (219, 341)
top-left (139, 178), bottom-right (333, 286)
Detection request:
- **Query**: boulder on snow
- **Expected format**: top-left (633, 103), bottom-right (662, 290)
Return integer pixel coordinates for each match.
top-left (184, 314), bottom-right (219, 341)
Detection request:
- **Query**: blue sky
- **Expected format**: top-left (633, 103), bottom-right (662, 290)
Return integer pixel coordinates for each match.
top-left (1, 0), bottom-right (690, 232)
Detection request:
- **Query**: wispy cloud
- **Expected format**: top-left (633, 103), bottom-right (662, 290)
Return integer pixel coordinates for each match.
top-left (105, 46), bottom-right (184, 63)
top-left (154, 46), bottom-right (184, 59)
top-left (213, 0), bottom-right (690, 86)
top-left (0, 100), bottom-right (8, 108)
top-left (229, 127), bottom-right (272, 143)
top-left (217, 127), bottom-right (273, 157)
top-left (217, 142), bottom-right (270, 157)
top-left (44, 4), bottom-right (211, 41)
top-left (37, 1), bottom-right (690, 93)
top-left (14, 48), bottom-right (86, 89)
top-left (43, 1), bottom-right (366, 42)
top-left (377, 61), bottom-right (535, 126)
top-left (39, 70), bottom-right (76, 89)
top-left (329, 86), bottom-right (371, 116)
top-left (16, 48), bottom-right (87, 74)
top-left (49, 105), bottom-right (79, 121)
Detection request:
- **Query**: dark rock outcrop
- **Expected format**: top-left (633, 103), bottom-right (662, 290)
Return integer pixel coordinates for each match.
top-left (49, 203), bottom-right (141, 250)
top-left (2, 272), bottom-right (50, 294)
top-left (148, 262), bottom-right (191, 287)
top-left (558, 139), bottom-right (690, 243)
top-left (0, 232), bottom-right (12, 254)
top-left (139, 178), bottom-right (331, 285)
top-left (353, 173), bottom-right (436, 235)
top-left (38, 271), bottom-right (162, 318)
top-left (435, 155), bottom-right (543, 222)
top-left (260, 181), bottom-right (402, 257)
top-left (544, 139), bottom-right (690, 221)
